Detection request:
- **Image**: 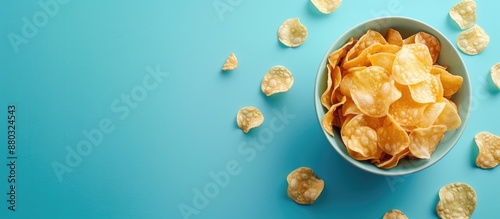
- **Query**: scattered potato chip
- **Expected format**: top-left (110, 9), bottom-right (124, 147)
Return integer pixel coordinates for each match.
top-left (392, 44), bottom-right (433, 85)
top-left (261, 65), bottom-right (294, 96)
top-left (287, 167), bottom-right (324, 205)
top-left (449, 0), bottom-right (477, 30)
top-left (386, 29), bottom-right (403, 47)
top-left (436, 183), bottom-right (477, 219)
top-left (474, 131), bottom-right (500, 169)
top-left (322, 96), bottom-right (346, 136)
top-left (222, 53), bottom-right (238, 70)
top-left (278, 18), bottom-right (308, 47)
top-left (416, 32), bottom-right (441, 63)
top-left (457, 24), bottom-right (489, 55)
top-left (490, 62), bottom-right (500, 89)
top-left (377, 114), bottom-right (410, 156)
top-left (236, 106), bottom-right (264, 133)
top-left (409, 125), bottom-right (447, 159)
top-left (382, 209), bottom-right (408, 219)
top-left (311, 0), bottom-right (342, 14)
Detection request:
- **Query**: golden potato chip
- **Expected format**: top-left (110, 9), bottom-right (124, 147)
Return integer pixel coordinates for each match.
top-left (392, 43), bottom-right (433, 85)
top-left (342, 97), bottom-right (362, 116)
top-left (222, 53), bottom-right (238, 70)
top-left (350, 66), bottom-right (401, 117)
top-left (490, 62), bottom-right (500, 89)
top-left (278, 18), bottom-right (308, 47)
top-left (415, 32), bottom-right (441, 63)
top-left (310, 0), bottom-right (342, 14)
top-left (382, 209), bottom-right (408, 219)
top-left (339, 72), bottom-right (354, 97)
top-left (322, 96), bottom-right (346, 136)
top-left (328, 38), bottom-right (354, 67)
top-left (287, 167), bottom-right (324, 205)
top-left (368, 52), bottom-right (396, 72)
top-left (346, 30), bottom-right (387, 61)
top-left (377, 114), bottom-right (410, 155)
top-left (457, 24), bottom-right (489, 55)
top-left (345, 126), bottom-right (381, 160)
top-left (386, 28), bottom-right (403, 47)
top-left (409, 125), bottom-right (447, 159)
top-left (431, 66), bottom-right (463, 97)
top-left (402, 34), bottom-right (416, 45)
top-left (409, 72), bottom-right (441, 103)
top-left (343, 43), bottom-right (400, 69)
top-left (389, 85), bottom-right (427, 127)
top-left (449, 0), bottom-right (477, 30)
top-left (375, 148), bottom-right (409, 169)
top-left (436, 183), bottom-right (477, 219)
top-left (321, 64), bottom-right (336, 109)
top-left (474, 131), bottom-right (500, 169)
top-left (261, 65), bottom-right (294, 96)
top-left (236, 106), bottom-right (264, 133)
top-left (434, 98), bottom-right (461, 130)
top-left (330, 66), bottom-right (343, 105)
top-left (341, 114), bottom-right (384, 139)
top-left (415, 102), bottom-right (446, 128)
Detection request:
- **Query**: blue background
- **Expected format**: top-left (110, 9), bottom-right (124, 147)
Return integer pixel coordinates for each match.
top-left (1, 0), bottom-right (499, 218)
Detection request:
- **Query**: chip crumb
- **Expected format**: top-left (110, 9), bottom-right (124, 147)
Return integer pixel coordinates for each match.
top-left (436, 182), bottom-right (476, 219)
top-left (236, 106), bottom-right (264, 133)
top-left (475, 131), bottom-right (500, 169)
top-left (286, 167), bottom-right (324, 205)
top-left (311, 0), bottom-right (342, 14)
top-left (222, 53), bottom-right (238, 71)
top-left (278, 18), bottom-right (308, 47)
top-left (382, 209), bottom-right (408, 219)
top-left (457, 24), bottom-right (489, 55)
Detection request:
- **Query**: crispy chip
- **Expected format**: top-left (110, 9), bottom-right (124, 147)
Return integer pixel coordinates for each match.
top-left (436, 183), bottom-right (477, 219)
top-left (321, 64), bottom-right (336, 109)
top-left (287, 167), bottom-right (324, 205)
top-left (322, 96), bottom-right (346, 136)
top-left (415, 32), bottom-right (441, 63)
top-left (386, 28), bottom-right (403, 47)
top-left (474, 131), bottom-right (500, 169)
top-left (236, 106), bottom-right (264, 133)
top-left (434, 98), bottom-right (461, 130)
top-left (490, 62), bottom-right (500, 89)
top-left (341, 114), bottom-right (384, 160)
top-left (392, 44), bottom-right (433, 85)
top-left (278, 18), bottom-right (308, 47)
top-left (343, 43), bottom-right (400, 69)
top-left (389, 85), bottom-right (427, 127)
top-left (222, 53), bottom-right (238, 70)
top-left (345, 30), bottom-right (387, 61)
top-left (261, 65), bottom-right (294, 96)
top-left (330, 66), bottom-right (343, 104)
top-left (311, 0), bottom-right (342, 14)
top-left (457, 24), bottom-right (489, 55)
top-left (377, 114), bottom-right (410, 156)
top-left (383, 209), bottom-right (408, 219)
top-left (431, 66), bottom-right (463, 97)
top-left (375, 148), bottom-right (409, 169)
top-left (339, 72), bottom-right (354, 97)
top-left (409, 72), bottom-right (441, 103)
top-left (342, 97), bottom-right (362, 116)
top-left (328, 38), bottom-right (354, 67)
top-left (402, 34), bottom-right (416, 45)
top-left (409, 125), bottom-right (447, 159)
top-left (415, 102), bottom-right (446, 128)
top-left (350, 66), bottom-right (401, 117)
top-left (449, 0), bottom-right (477, 30)
top-left (368, 52), bottom-right (396, 72)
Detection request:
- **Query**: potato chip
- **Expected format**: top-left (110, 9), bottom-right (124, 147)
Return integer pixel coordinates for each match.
top-left (342, 97), bottom-right (362, 116)
top-left (222, 53), bottom-right (238, 70)
top-left (431, 66), bottom-right (463, 97)
top-left (402, 34), bottom-right (416, 45)
top-left (415, 32), bottom-right (441, 63)
top-left (321, 64), bottom-right (336, 108)
top-left (368, 52), bottom-right (396, 72)
top-left (278, 18), bottom-right (308, 47)
top-left (449, 0), bottom-right (477, 30)
top-left (311, 0), bottom-right (342, 14)
top-left (375, 148), bottom-right (409, 169)
top-left (386, 28), bottom-right (403, 47)
top-left (415, 102), bottom-right (446, 128)
top-left (287, 167), bottom-right (324, 205)
top-left (345, 126), bottom-right (381, 160)
top-left (350, 66), bottom-right (401, 117)
top-left (474, 131), bottom-right (500, 169)
top-left (457, 24), bottom-right (489, 55)
top-left (328, 38), bottom-right (354, 67)
top-left (409, 125), bottom-right (447, 159)
top-left (382, 209), bottom-right (408, 219)
top-left (261, 65), bottom-right (294, 96)
top-left (389, 85), bottom-right (427, 127)
top-left (236, 106), bottom-right (264, 133)
top-left (436, 183), bottom-right (476, 219)
top-left (490, 62), bottom-right (500, 89)
top-left (434, 98), bottom-right (461, 130)
top-left (322, 96), bottom-right (346, 136)
top-left (339, 72), bottom-right (354, 97)
top-left (409, 72), bottom-right (441, 103)
top-left (345, 30), bottom-right (387, 61)
top-left (330, 66), bottom-right (343, 105)
top-left (377, 114), bottom-right (410, 155)
top-left (343, 43), bottom-right (400, 69)
top-left (392, 43), bottom-right (433, 85)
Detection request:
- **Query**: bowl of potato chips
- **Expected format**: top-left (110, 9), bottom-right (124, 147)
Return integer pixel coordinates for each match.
top-left (314, 16), bottom-right (471, 175)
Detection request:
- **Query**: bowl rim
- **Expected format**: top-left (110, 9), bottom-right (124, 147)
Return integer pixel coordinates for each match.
top-left (313, 16), bottom-right (471, 176)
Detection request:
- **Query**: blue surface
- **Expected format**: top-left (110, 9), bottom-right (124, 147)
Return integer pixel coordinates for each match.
top-left (0, 0), bottom-right (499, 218)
